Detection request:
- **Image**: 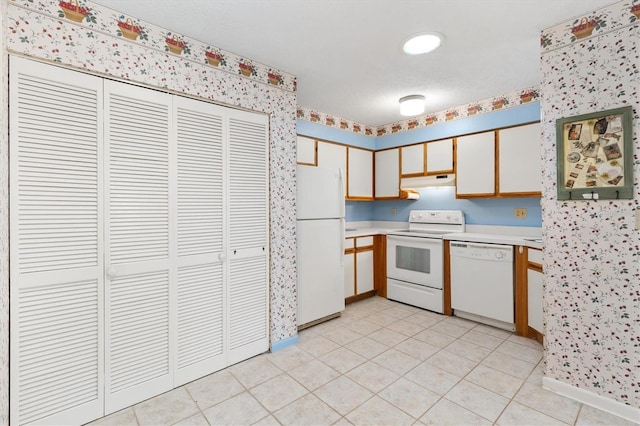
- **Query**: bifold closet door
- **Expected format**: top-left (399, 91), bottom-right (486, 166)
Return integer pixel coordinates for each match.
top-left (103, 81), bottom-right (174, 413)
top-left (173, 96), bottom-right (226, 386)
top-left (10, 57), bottom-right (105, 425)
top-left (226, 108), bottom-right (269, 363)
top-left (10, 56), bottom-right (272, 425)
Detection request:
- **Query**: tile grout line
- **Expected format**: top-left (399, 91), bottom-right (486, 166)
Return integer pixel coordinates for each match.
top-left (324, 302), bottom-right (546, 425)
top-left (123, 297), bottom-right (588, 426)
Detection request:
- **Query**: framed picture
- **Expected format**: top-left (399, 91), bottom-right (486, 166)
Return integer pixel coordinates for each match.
top-left (556, 106), bottom-right (633, 200)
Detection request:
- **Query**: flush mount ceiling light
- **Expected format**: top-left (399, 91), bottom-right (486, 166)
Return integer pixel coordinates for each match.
top-left (399, 95), bottom-right (425, 116)
top-left (402, 32), bottom-right (444, 55)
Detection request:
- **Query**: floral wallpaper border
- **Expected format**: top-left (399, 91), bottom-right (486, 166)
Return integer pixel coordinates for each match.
top-left (9, 0), bottom-right (296, 92)
top-left (296, 86), bottom-right (540, 137)
top-left (540, 0), bottom-right (640, 52)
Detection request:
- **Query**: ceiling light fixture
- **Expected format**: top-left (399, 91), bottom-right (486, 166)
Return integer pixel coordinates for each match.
top-left (402, 32), bottom-right (444, 55)
top-left (399, 95), bottom-right (425, 116)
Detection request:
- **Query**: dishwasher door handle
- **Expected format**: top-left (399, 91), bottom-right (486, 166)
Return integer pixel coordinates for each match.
top-left (452, 242), bottom-right (512, 251)
top-left (450, 245), bottom-right (514, 262)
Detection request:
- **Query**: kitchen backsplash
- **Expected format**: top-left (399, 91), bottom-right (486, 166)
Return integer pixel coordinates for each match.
top-left (346, 190), bottom-right (543, 228)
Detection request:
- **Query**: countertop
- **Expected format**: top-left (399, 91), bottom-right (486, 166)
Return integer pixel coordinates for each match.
top-left (344, 221), bottom-right (543, 249)
top-left (344, 221), bottom-right (407, 238)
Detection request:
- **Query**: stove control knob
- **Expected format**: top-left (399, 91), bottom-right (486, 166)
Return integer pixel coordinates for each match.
top-left (495, 251), bottom-right (505, 260)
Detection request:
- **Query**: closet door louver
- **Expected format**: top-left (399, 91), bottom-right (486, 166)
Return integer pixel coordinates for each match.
top-left (226, 109), bottom-right (269, 363)
top-left (9, 57), bottom-right (104, 425)
top-left (10, 58), bottom-right (272, 425)
top-left (104, 81), bottom-right (173, 413)
top-left (173, 96), bottom-right (226, 385)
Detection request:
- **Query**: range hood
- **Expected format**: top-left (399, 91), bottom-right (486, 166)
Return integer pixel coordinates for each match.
top-left (400, 173), bottom-right (456, 190)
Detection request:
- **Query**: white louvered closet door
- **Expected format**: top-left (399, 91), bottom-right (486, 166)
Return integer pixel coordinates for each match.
top-left (9, 57), bottom-right (105, 425)
top-left (103, 81), bottom-right (174, 413)
top-left (173, 96), bottom-right (226, 386)
top-left (226, 108), bottom-right (270, 364)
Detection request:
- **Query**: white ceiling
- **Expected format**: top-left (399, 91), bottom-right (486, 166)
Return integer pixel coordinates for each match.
top-left (94, 0), bottom-right (614, 126)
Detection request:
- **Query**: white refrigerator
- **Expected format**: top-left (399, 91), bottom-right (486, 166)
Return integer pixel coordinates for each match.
top-left (297, 165), bottom-right (345, 327)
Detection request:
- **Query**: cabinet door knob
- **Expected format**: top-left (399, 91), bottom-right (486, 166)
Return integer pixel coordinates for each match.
top-left (106, 267), bottom-right (118, 279)
top-left (218, 253), bottom-right (226, 262)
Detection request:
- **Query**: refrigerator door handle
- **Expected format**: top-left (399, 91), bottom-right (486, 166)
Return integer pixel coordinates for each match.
top-left (340, 218), bottom-right (345, 267)
top-left (338, 168), bottom-right (345, 218)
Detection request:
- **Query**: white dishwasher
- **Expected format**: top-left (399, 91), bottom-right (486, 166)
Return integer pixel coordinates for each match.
top-left (450, 242), bottom-right (515, 331)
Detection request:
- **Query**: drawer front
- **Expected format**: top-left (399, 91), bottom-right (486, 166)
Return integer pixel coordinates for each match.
top-left (344, 238), bottom-right (355, 249)
top-left (356, 236), bottom-right (374, 248)
top-left (386, 278), bottom-right (443, 313)
top-left (528, 248), bottom-right (542, 265)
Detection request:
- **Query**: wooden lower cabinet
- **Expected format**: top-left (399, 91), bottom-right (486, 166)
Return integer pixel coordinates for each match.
top-left (345, 235), bottom-right (387, 303)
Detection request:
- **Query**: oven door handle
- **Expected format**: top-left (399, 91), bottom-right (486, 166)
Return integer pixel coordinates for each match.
top-left (387, 235), bottom-right (442, 245)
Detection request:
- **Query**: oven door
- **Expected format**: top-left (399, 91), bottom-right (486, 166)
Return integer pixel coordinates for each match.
top-left (386, 234), bottom-right (443, 289)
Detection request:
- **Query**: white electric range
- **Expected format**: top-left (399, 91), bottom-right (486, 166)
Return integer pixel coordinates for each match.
top-left (386, 210), bottom-right (465, 313)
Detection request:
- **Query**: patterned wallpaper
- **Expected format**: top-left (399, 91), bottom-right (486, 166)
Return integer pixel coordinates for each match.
top-left (296, 86), bottom-right (540, 137)
top-left (4, 0), bottom-right (299, 356)
top-left (0, 0), bottom-right (9, 422)
top-left (540, 0), bottom-right (640, 409)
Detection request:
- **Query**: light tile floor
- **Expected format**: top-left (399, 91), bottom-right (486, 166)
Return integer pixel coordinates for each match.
top-left (89, 297), bottom-right (636, 426)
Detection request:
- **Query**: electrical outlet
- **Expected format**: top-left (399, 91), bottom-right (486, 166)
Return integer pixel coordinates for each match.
top-left (391, 208), bottom-right (397, 215)
top-left (514, 208), bottom-right (527, 219)
top-left (636, 209), bottom-right (640, 230)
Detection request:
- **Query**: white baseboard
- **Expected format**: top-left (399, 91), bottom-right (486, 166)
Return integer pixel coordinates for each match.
top-left (542, 377), bottom-right (640, 424)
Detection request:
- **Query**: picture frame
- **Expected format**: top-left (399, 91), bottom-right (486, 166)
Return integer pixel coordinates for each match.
top-left (556, 106), bottom-right (633, 200)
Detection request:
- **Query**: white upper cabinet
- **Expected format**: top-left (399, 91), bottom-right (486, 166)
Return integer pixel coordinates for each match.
top-left (498, 123), bottom-right (542, 195)
top-left (296, 135), bottom-right (316, 165)
top-left (375, 148), bottom-right (400, 198)
top-left (400, 144), bottom-right (425, 176)
top-left (456, 131), bottom-right (496, 197)
top-left (426, 138), bottom-right (454, 174)
top-left (317, 141), bottom-right (347, 194)
top-left (347, 147), bottom-right (373, 199)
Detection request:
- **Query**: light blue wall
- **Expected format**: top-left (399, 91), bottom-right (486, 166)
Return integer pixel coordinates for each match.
top-left (347, 190), bottom-right (542, 226)
top-left (373, 187), bottom-right (542, 226)
top-left (298, 101), bottom-right (543, 228)
top-left (346, 201), bottom-right (374, 221)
